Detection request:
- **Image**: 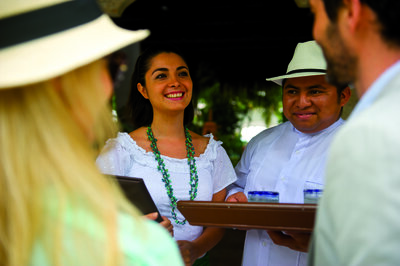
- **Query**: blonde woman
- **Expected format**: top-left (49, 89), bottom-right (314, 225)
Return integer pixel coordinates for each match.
top-left (0, 0), bottom-right (183, 265)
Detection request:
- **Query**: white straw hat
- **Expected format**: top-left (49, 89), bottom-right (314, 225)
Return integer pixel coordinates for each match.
top-left (0, 0), bottom-right (150, 89)
top-left (266, 40), bottom-right (327, 86)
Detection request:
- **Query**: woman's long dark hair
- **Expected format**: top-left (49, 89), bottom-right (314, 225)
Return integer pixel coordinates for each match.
top-left (127, 45), bottom-right (194, 130)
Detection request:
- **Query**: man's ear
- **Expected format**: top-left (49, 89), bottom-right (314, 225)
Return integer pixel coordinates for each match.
top-left (137, 83), bottom-right (149, 99)
top-left (340, 86), bottom-right (352, 106)
top-left (341, 0), bottom-right (362, 33)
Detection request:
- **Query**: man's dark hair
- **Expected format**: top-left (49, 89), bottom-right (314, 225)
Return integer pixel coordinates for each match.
top-left (322, 0), bottom-right (400, 46)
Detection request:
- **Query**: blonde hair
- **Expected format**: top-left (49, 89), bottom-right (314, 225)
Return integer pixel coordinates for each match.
top-left (0, 60), bottom-right (140, 265)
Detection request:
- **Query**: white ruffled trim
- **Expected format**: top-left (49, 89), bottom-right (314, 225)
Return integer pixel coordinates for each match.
top-left (110, 132), bottom-right (223, 173)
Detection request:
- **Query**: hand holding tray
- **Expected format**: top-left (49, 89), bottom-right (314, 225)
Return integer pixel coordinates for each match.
top-left (177, 201), bottom-right (317, 232)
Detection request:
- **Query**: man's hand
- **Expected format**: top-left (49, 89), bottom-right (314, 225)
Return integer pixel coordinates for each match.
top-left (226, 192), bottom-right (248, 202)
top-left (267, 230), bottom-right (311, 252)
top-left (226, 192), bottom-right (249, 230)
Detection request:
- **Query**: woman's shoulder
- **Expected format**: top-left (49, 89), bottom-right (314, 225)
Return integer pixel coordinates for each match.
top-left (189, 130), bottom-right (213, 156)
top-left (101, 132), bottom-right (132, 151)
top-left (190, 130), bottom-right (210, 142)
top-left (129, 127), bottom-right (152, 153)
top-left (128, 127), bottom-right (147, 142)
top-left (192, 132), bottom-right (229, 164)
top-left (100, 129), bottom-right (147, 158)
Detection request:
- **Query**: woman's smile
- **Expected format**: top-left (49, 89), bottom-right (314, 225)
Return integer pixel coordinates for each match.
top-left (165, 91), bottom-right (185, 100)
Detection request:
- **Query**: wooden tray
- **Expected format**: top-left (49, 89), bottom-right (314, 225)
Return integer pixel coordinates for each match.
top-left (177, 201), bottom-right (317, 231)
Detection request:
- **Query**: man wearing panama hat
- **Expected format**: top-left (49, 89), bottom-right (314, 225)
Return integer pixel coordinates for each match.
top-left (226, 40), bottom-right (351, 266)
top-left (0, 0), bottom-right (183, 265)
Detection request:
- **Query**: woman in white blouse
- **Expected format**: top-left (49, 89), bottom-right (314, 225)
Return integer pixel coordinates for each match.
top-left (97, 45), bottom-right (237, 266)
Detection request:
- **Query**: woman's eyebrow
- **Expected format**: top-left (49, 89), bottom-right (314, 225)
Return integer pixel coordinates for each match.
top-left (177, 66), bottom-right (189, 71)
top-left (152, 68), bottom-right (168, 75)
top-left (152, 66), bottom-right (188, 75)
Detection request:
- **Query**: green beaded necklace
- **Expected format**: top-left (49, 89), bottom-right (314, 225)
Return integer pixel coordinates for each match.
top-left (147, 126), bottom-right (199, 225)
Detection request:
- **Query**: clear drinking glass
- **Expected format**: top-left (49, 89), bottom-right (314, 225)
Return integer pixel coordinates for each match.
top-left (303, 181), bottom-right (323, 204)
top-left (248, 191), bottom-right (279, 203)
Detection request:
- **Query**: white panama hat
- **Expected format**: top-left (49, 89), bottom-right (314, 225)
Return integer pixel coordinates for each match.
top-left (0, 0), bottom-right (150, 89)
top-left (266, 40), bottom-right (327, 86)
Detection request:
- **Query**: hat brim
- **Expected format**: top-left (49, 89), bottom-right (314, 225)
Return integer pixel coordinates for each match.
top-left (0, 14), bottom-right (149, 89)
top-left (266, 72), bottom-right (326, 86)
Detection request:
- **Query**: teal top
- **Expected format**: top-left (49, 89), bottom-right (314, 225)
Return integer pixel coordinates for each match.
top-left (29, 200), bottom-right (183, 265)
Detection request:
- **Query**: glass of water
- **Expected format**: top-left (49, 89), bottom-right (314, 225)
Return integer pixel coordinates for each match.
top-left (248, 191), bottom-right (279, 203)
top-left (303, 181), bottom-right (323, 204)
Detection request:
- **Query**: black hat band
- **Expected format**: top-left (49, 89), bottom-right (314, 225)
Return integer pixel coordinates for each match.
top-left (286, 68), bottom-right (326, 75)
top-left (0, 0), bottom-right (103, 49)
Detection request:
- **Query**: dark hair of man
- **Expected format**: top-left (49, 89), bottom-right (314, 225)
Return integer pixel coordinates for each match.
top-left (322, 0), bottom-right (400, 46)
top-left (127, 45), bottom-right (194, 130)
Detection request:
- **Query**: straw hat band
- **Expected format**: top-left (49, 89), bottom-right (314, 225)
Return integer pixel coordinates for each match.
top-left (0, 0), bottom-right (102, 49)
top-left (286, 68), bottom-right (326, 75)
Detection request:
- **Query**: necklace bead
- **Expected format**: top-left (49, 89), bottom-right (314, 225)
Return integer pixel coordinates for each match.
top-left (147, 126), bottom-right (199, 225)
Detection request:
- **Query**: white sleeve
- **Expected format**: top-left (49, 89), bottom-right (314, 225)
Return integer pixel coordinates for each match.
top-left (96, 139), bottom-right (132, 176)
top-left (226, 140), bottom-right (254, 198)
top-left (211, 145), bottom-right (237, 194)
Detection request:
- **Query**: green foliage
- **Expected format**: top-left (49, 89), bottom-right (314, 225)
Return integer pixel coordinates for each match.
top-left (189, 64), bottom-right (284, 165)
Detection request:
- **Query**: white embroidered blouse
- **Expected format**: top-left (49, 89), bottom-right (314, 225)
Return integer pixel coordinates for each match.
top-left (96, 132), bottom-right (237, 242)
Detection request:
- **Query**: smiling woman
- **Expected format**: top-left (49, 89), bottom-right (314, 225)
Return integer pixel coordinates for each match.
top-left (96, 45), bottom-right (237, 266)
top-left (127, 46), bottom-right (195, 129)
top-left (137, 53), bottom-right (193, 115)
